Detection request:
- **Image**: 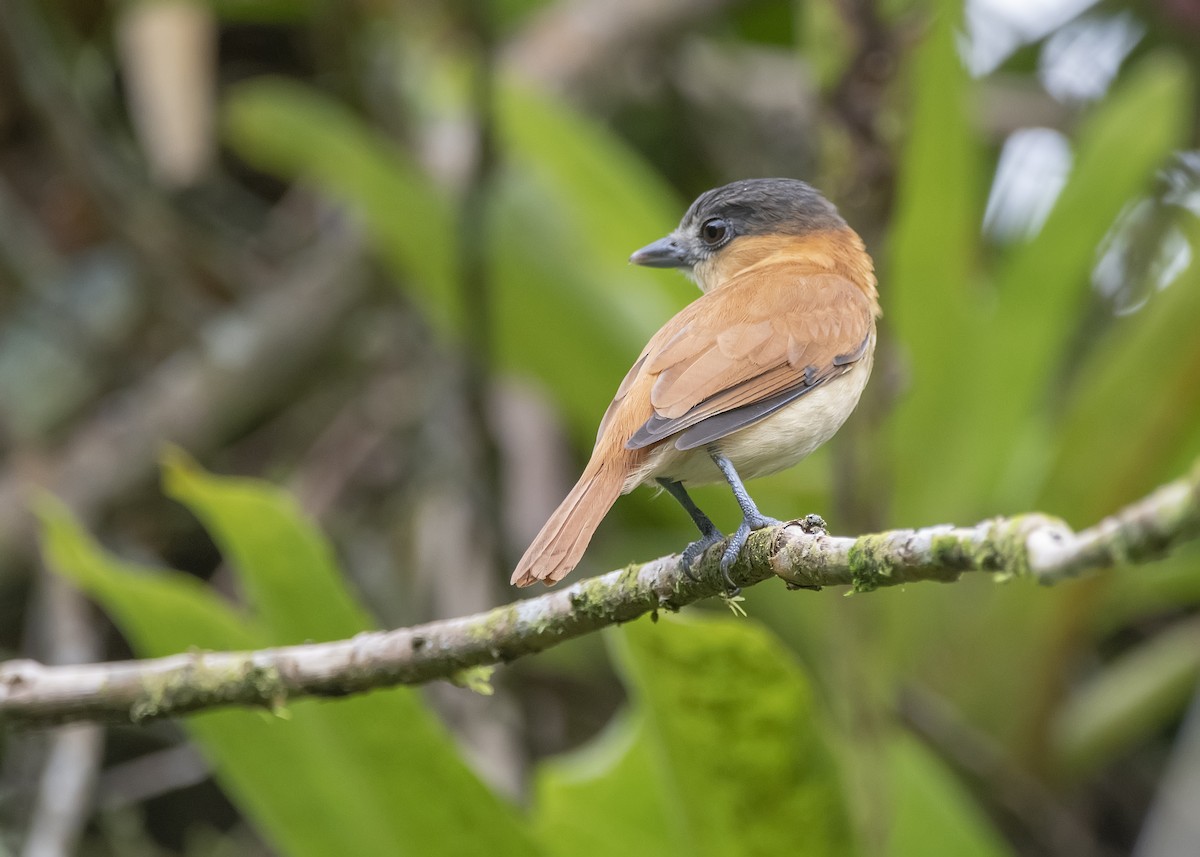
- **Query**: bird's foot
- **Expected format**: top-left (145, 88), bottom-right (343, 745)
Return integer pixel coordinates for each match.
top-left (680, 529), bottom-right (725, 582)
top-left (717, 513), bottom-right (782, 596)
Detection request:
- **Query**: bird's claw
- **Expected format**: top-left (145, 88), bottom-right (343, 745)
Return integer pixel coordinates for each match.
top-left (717, 523), bottom-right (751, 596)
top-left (680, 513), bottom-right (783, 597)
top-left (716, 514), bottom-right (780, 596)
top-left (680, 530), bottom-right (724, 581)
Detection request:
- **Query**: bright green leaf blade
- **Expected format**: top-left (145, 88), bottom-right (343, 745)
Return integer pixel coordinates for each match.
top-left (1097, 543), bottom-right (1200, 633)
top-left (1043, 217), bottom-right (1200, 524)
top-left (1052, 619), bottom-right (1200, 778)
top-left (225, 75), bottom-right (689, 444)
top-left (888, 47), bottom-right (1190, 523)
top-left (613, 614), bottom-right (854, 857)
top-left (159, 455), bottom-right (539, 856)
top-left (161, 448), bottom-right (371, 644)
top-left (996, 54), bottom-right (1191, 345)
top-left (952, 54), bottom-right (1191, 515)
top-left (41, 482), bottom-right (538, 857)
top-left (886, 734), bottom-right (1013, 857)
top-left (884, 0), bottom-right (986, 523)
top-left (497, 83), bottom-right (680, 274)
top-left (201, 690), bottom-right (541, 857)
top-left (38, 497), bottom-right (258, 654)
top-left (487, 175), bottom-right (659, 436)
top-left (531, 710), bottom-right (676, 857)
top-left (186, 702), bottom-right (415, 857)
top-left (38, 501), bottom-right (400, 856)
top-left (223, 77), bottom-right (458, 331)
top-left (490, 82), bottom-right (688, 438)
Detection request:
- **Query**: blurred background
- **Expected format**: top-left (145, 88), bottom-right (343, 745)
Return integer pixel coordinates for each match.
top-left (1, 0), bottom-right (1199, 854)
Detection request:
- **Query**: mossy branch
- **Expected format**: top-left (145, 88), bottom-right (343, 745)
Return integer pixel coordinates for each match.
top-left (2, 461), bottom-right (1199, 727)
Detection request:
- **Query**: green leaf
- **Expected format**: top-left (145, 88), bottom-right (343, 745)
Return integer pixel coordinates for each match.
top-left (223, 78), bottom-right (458, 331)
top-left (1042, 214), bottom-right (1200, 523)
top-left (980, 54), bottom-right (1193, 511)
top-left (1052, 618), bottom-right (1200, 778)
top-left (486, 174), bottom-right (661, 436)
top-left (497, 84), bottom-right (680, 277)
top-left (161, 447), bottom-right (371, 644)
top-left (532, 710), bottom-right (675, 857)
top-left (224, 75), bottom-right (689, 442)
top-left (40, 465), bottom-right (538, 857)
top-left (886, 734), bottom-right (1013, 857)
top-left (884, 0), bottom-right (987, 523)
top-left (38, 496), bottom-right (259, 655)
top-left (887, 48), bottom-right (1190, 523)
top-left (606, 614), bottom-right (854, 857)
top-left (490, 83), bottom-right (688, 438)
top-left (39, 501), bottom-right (387, 855)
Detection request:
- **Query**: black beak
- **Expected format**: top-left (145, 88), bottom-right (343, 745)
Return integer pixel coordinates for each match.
top-left (629, 236), bottom-right (689, 268)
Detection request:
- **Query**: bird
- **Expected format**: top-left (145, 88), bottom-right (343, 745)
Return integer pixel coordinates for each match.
top-left (510, 178), bottom-right (880, 594)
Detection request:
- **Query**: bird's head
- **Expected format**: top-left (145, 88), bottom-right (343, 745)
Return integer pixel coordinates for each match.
top-left (629, 178), bottom-right (850, 292)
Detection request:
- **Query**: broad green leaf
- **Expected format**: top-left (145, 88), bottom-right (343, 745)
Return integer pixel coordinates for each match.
top-left (38, 497), bottom-right (258, 654)
top-left (497, 84), bottom-right (680, 282)
top-left (1052, 618), bottom-right (1200, 778)
top-left (159, 451), bottom-right (539, 854)
top-left (531, 710), bottom-right (675, 857)
top-left (223, 78), bottom-right (458, 331)
top-left (1042, 215), bottom-right (1200, 523)
top-left (1097, 543), bottom-right (1200, 632)
top-left (886, 734), bottom-right (1013, 857)
top-left (982, 54), bottom-right (1192, 512)
top-left (161, 448), bottom-right (371, 644)
top-left (964, 55), bottom-right (1187, 517)
top-left (38, 503), bottom-right (388, 856)
top-left (224, 75), bottom-right (688, 440)
top-left (884, 0), bottom-right (986, 523)
top-left (487, 172), bottom-right (663, 437)
top-left (610, 614), bottom-right (854, 857)
top-left (888, 48), bottom-right (1190, 523)
top-left (40, 466), bottom-right (538, 857)
top-left (490, 83), bottom-right (687, 438)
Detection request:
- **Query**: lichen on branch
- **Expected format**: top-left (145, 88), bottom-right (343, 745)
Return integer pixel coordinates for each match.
top-left (1, 460), bottom-right (1198, 727)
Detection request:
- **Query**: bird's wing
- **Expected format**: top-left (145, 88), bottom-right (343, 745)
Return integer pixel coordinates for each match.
top-left (617, 267), bottom-right (875, 451)
top-left (595, 349), bottom-right (649, 448)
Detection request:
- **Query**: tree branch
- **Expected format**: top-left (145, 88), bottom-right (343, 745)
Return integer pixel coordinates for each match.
top-left (2, 461), bottom-right (1198, 727)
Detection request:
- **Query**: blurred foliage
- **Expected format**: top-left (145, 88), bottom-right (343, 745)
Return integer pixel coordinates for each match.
top-left (225, 75), bottom-right (683, 438)
top-left (41, 453), bottom-right (536, 857)
top-left (2, 0), bottom-right (1199, 853)
top-left (46, 460), bottom-right (1013, 856)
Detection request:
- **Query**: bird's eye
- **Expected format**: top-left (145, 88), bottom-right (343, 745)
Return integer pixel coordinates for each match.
top-left (700, 218), bottom-right (729, 246)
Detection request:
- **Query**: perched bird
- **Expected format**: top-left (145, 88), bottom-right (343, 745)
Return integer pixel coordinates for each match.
top-left (511, 178), bottom-right (880, 593)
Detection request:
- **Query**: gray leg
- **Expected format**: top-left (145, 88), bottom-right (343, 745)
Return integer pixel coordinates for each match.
top-left (657, 478), bottom-right (723, 581)
top-left (709, 448), bottom-right (781, 595)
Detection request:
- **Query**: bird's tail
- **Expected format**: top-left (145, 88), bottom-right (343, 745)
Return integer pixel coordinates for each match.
top-left (511, 457), bottom-right (628, 587)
